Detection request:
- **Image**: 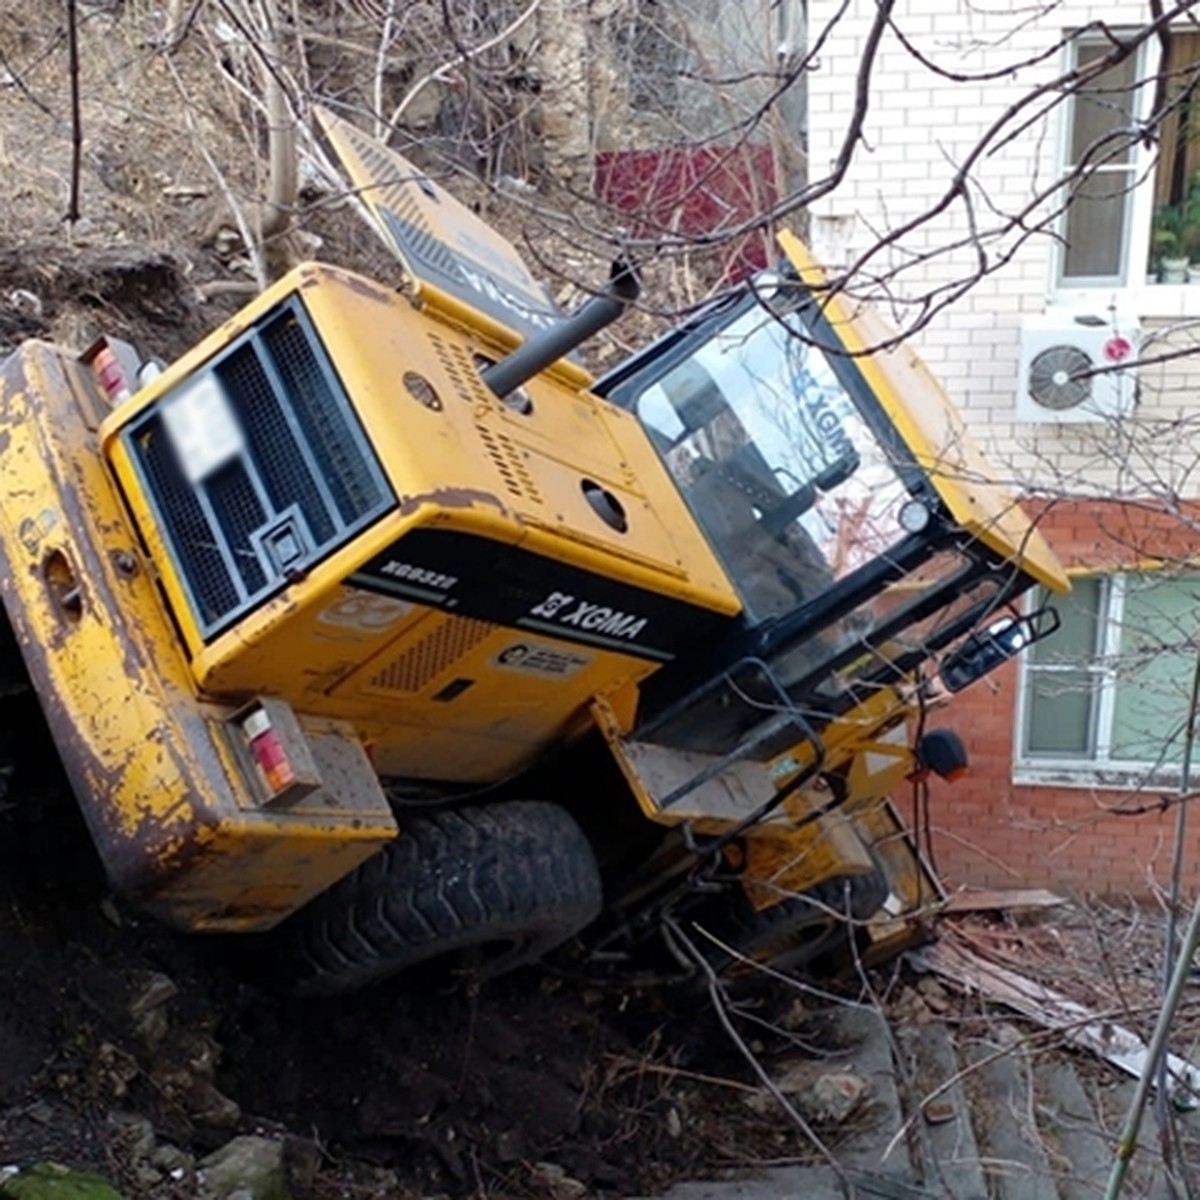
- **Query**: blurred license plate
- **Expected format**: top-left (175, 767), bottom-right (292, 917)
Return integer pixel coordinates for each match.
top-left (161, 374), bottom-right (246, 484)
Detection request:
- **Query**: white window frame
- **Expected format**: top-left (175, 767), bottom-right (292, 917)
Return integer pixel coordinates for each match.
top-left (1049, 32), bottom-right (1200, 318)
top-left (1014, 573), bottom-right (1200, 789)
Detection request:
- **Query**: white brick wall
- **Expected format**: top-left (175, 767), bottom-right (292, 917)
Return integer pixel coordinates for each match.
top-left (806, 1), bottom-right (1200, 497)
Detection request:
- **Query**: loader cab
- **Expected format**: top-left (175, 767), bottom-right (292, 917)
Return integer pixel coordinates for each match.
top-left (595, 269), bottom-right (1064, 753)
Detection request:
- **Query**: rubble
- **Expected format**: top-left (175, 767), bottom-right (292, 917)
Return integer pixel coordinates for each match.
top-left (197, 1138), bottom-right (287, 1200)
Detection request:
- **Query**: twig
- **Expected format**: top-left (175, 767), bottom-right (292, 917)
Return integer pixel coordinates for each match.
top-left (602, 1055), bottom-right (761, 1096)
top-left (65, 0), bottom-right (82, 225)
top-left (158, 0), bottom-right (206, 52)
top-left (163, 55), bottom-right (266, 290)
top-left (1154, 647), bottom-right (1200, 1173)
top-left (383, 0), bottom-right (543, 143)
top-left (662, 915), bottom-right (849, 1188)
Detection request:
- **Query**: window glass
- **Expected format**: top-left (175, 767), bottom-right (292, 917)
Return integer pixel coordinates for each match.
top-left (1153, 34), bottom-right (1200, 210)
top-left (1020, 572), bottom-right (1200, 777)
top-left (1069, 44), bottom-right (1137, 165)
top-left (1031, 576), bottom-right (1103, 663)
top-left (1027, 667), bottom-right (1097, 756)
top-left (1059, 40), bottom-right (1141, 285)
top-left (1024, 577), bottom-right (1104, 757)
top-left (1110, 574), bottom-right (1200, 763)
top-left (1062, 172), bottom-right (1131, 278)
top-left (765, 552), bottom-right (1000, 697)
top-left (637, 298), bottom-right (911, 625)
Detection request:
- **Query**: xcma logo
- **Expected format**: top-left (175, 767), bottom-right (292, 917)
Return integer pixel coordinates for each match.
top-left (528, 591), bottom-right (648, 641)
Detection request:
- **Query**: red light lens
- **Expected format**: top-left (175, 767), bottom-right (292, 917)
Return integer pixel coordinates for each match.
top-left (243, 710), bottom-right (296, 794)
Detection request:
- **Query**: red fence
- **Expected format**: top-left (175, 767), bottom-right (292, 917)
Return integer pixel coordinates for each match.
top-left (595, 145), bottom-right (778, 282)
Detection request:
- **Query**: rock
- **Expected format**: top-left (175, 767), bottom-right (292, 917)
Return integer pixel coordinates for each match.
top-left (134, 1007), bottom-right (168, 1048)
top-left (95, 1044), bottom-right (138, 1099)
top-left (181, 1032), bottom-right (222, 1078)
top-left (529, 1162), bottom-right (588, 1199)
top-left (280, 1139), bottom-right (320, 1198)
top-left (770, 1058), bottom-right (820, 1097)
top-left (189, 1080), bottom-right (242, 1129)
top-left (198, 1137), bottom-right (289, 1200)
top-left (742, 1062), bottom-right (871, 1123)
top-left (811, 1072), bottom-right (870, 1123)
top-left (778, 997), bottom-right (810, 1031)
top-left (0, 1163), bottom-right (126, 1200)
top-left (127, 971), bottom-right (178, 1019)
top-left (915, 977), bottom-right (951, 1014)
top-left (105, 1112), bottom-right (155, 1162)
top-left (922, 1098), bottom-right (956, 1124)
top-left (494, 1128), bottom-right (525, 1163)
top-left (149, 1145), bottom-right (193, 1179)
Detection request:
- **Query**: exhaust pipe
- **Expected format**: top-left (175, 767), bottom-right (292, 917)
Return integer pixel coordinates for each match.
top-left (481, 258), bottom-right (640, 401)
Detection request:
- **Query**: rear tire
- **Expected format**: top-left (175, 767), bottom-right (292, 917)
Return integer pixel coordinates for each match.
top-left (285, 800), bottom-right (603, 996)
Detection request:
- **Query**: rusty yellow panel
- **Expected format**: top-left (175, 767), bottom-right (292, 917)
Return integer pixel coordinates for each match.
top-left (738, 807), bottom-right (876, 910)
top-left (767, 688), bottom-right (914, 792)
top-left (593, 677), bottom-right (931, 923)
top-left (853, 799), bottom-right (942, 963)
top-left (778, 230), bottom-right (1068, 596)
top-left (0, 344), bottom-right (397, 931)
top-left (100, 266), bottom-right (736, 691)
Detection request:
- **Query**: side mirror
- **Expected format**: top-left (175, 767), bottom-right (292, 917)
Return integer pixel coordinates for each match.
top-left (939, 606), bottom-right (1061, 693)
top-left (812, 449), bottom-right (860, 493)
top-left (761, 450), bottom-right (860, 537)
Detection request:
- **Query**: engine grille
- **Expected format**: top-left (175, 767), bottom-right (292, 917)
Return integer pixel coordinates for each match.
top-left (123, 299), bottom-right (393, 639)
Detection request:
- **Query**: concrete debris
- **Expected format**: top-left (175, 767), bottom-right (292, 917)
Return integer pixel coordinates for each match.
top-left (811, 1072), bottom-right (870, 1123)
top-left (198, 1137), bottom-right (288, 1200)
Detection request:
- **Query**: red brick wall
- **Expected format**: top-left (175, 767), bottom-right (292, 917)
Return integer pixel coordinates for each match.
top-left (924, 498), bottom-right (1200, 898)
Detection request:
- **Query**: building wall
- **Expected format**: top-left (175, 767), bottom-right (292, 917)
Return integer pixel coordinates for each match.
top-left (805, 1), bottom-right (1200, 495)
top-left (804, 3), bottom-right (1200, 895)
top-left (929, 501), bottom-right (1200, 898)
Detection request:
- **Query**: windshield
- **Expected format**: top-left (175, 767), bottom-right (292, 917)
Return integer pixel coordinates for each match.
top-left (635, 295), bottom-right (913, 624)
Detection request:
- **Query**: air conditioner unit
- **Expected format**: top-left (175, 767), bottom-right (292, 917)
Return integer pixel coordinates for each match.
top-left (1016, 309), bottom-right (1140, 424)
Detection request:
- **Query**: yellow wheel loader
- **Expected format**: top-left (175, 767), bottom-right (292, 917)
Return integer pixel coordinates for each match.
top-left (0, 112), bottom-right (1067, 994)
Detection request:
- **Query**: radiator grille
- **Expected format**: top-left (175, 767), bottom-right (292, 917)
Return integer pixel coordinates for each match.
top-left (367, 617), bottom-right (495, 693)
top-left (124, 299), bottom-right (393, 639)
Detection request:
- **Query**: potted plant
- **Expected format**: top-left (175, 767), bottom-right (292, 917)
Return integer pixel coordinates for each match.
top-left (1153, 202), bottom-right (1190, 283)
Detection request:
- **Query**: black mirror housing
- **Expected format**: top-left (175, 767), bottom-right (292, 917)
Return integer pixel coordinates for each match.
top-left (939, 606), bottom-right (1061, 693)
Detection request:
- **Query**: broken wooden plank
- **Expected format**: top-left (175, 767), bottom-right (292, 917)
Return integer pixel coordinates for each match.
top-left (912, 938), bottom-right (1200, 1103)
top-left (942, 888), bottom-right (1067, 914)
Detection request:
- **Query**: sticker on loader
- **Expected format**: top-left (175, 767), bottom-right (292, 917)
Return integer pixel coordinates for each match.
top-left (493, 642), bottom-right (591, 678)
